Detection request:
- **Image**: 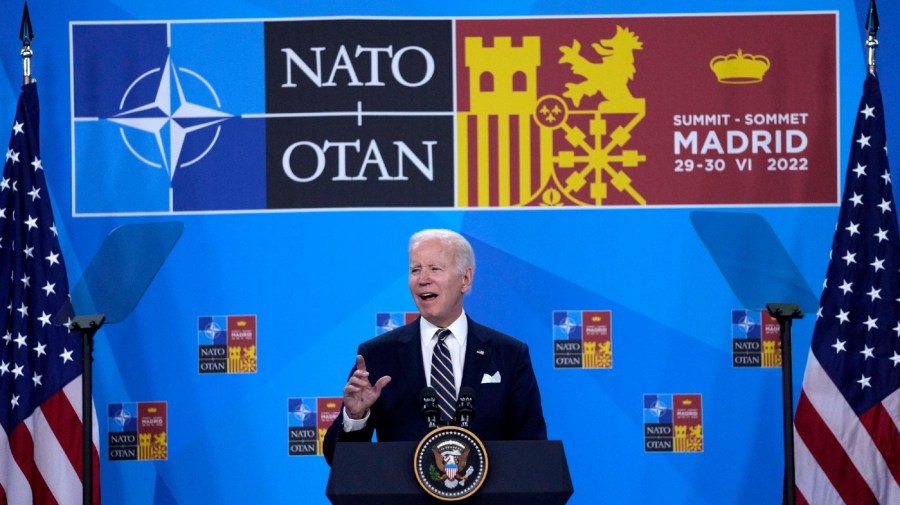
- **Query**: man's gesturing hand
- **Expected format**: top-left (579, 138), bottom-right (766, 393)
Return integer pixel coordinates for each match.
top-left (343, 354), bottom-right (392, 420)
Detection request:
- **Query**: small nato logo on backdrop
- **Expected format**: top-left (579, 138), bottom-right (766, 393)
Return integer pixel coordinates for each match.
top-left (643, 394), bottom-right (703, 453)
top-left (288, 397), bottom-right (341, 456)
top-left (731, 309), bottom-right (782, 368)
top-left (198, 315), bottom-right (258, 374)
top-left (553, 310), bottom-right (612, 369)
top-left (107, 402), bottom-right (168, 461)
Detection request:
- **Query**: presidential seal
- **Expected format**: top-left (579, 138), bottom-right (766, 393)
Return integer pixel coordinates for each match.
top-left (413, 426), bottom-right (489, 501)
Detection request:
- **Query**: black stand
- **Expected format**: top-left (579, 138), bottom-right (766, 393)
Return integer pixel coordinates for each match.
top-left (766, 303), bottom-right (803, 505)
top-left (326, 440), bottom-right (573, 505)
top-left (71, 315), bottom-right (105, 505)
top-left (54, 221), bottom-right (184, 505)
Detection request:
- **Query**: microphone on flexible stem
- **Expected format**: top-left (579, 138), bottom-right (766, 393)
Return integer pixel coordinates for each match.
top-left (421, 387), bottom-right (439, 429)
top-left (455, 387), bottom-right (475, 429)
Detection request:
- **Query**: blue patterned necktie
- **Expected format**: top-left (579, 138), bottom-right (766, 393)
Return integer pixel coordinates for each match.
top-left (430, 328), bottom-right (457, 423)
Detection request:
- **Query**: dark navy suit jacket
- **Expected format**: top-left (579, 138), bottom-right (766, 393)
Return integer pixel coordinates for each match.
top-left (323, 316), bottom-right (547, 465)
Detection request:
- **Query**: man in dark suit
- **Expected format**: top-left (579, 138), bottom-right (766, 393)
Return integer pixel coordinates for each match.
top-left (323, 229), bottom-right (547, 465)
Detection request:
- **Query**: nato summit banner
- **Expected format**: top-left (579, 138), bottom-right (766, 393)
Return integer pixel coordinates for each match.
top-left (70, 13), bottom-right (836, 214)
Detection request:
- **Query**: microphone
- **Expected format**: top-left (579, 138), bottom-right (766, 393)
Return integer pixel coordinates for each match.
top-left (420, 387), bottom-right (438, 429)
top-left (455, 387), bottom-right (475, 428)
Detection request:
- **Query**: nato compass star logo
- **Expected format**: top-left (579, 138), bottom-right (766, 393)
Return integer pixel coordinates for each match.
top-left (109, 56), bottom-right (231, 182)
top-left (202, 319), bottom-right (224, 343)
top-left (553, 311), bottom-right (582, 340)
top-left (292, 401), bottom-right (315, 427)
top-left (736, 314), bottom-right (757, 336)
top-left (649, 399), bottom-right (668, 420)
top-left (113, 406), bottom-right (134, 429)
top-left (382, 318), bottom-right (400, 332)
top-left (558, 316), bottom-right (578, 337)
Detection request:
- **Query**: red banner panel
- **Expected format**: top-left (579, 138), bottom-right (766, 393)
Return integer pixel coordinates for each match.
top-left (455, 13), bottom-right (837, 207)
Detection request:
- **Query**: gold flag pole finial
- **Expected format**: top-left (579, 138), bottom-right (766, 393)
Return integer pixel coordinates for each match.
top-left (19, 2), bottom-right (34, 85)
top-left (865, 0), bottom-right (879, 75)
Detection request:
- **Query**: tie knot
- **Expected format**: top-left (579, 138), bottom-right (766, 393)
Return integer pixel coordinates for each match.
top-left (435, 328), bottom-right (451, 343)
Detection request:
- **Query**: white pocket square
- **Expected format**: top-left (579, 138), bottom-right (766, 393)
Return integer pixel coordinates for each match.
top-left (481, 371), bottom-right (501, 384)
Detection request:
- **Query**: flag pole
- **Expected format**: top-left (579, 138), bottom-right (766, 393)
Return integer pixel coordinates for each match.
top-left (766, 303), bottom-right (802, 505)
top-left (865, 0), bottom-right (879, 76)
top-left (19, 2), bottom-right (32, 85)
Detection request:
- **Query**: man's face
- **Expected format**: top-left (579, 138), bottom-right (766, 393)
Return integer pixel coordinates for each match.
top-left (408, 238), bottom-right (472, 328)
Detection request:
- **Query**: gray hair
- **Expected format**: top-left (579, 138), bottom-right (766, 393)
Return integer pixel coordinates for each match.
top-left (409, 229), bottom-right (475, 275)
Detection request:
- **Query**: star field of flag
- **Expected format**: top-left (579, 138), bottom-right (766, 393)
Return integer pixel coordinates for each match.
top-left (811, 76), bottom-right (900, 414)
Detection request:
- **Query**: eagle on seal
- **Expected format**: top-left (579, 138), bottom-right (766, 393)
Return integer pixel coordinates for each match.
top-left (432, 446), bottom-right (470, 481)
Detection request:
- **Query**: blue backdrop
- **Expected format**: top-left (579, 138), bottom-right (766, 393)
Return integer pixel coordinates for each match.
top-left (0, 1), bottom-right (897, 503)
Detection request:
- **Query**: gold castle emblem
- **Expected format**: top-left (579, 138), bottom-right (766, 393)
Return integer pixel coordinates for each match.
top-left (709, 49), bottom-right (770, 84)
top-left (458, 26), bottom-right (647, 207)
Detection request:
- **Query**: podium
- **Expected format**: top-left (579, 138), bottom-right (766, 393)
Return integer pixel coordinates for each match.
top-left (326, 440), bottom-right (573, 505)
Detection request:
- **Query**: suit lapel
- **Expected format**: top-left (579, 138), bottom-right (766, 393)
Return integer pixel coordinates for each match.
top-left (398, 318), bottom-right (427, 388)
top-left (462, 317), bottom-right (491, 390)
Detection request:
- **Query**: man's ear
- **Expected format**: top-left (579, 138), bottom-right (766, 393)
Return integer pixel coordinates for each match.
top-left (461, 267), bottom-right (473, 293)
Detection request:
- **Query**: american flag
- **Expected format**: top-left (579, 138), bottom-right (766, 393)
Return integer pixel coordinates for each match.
top-left (793, 75), bottom-right (900, 504)
top-left (0, 83), bottom-right (100, 503)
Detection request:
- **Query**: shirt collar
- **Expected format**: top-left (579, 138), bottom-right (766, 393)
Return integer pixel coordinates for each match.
top-left (419, 310), bottom-right (468, 343)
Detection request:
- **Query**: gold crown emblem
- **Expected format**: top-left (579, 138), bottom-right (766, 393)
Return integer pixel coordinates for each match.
top-left (709, 49), bottom-right (770, 84)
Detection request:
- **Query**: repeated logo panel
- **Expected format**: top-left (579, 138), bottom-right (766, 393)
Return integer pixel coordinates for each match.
top-left (643, 394), bottom-right (703, 453)
top-left (108, 402), bottom-right (168, 461)
top-left (198, 315), bottom-right (258, 374)
top-left (552, 310), bottom-right (613, 369)
top-left (732, 309), bottom-right (783, 368)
